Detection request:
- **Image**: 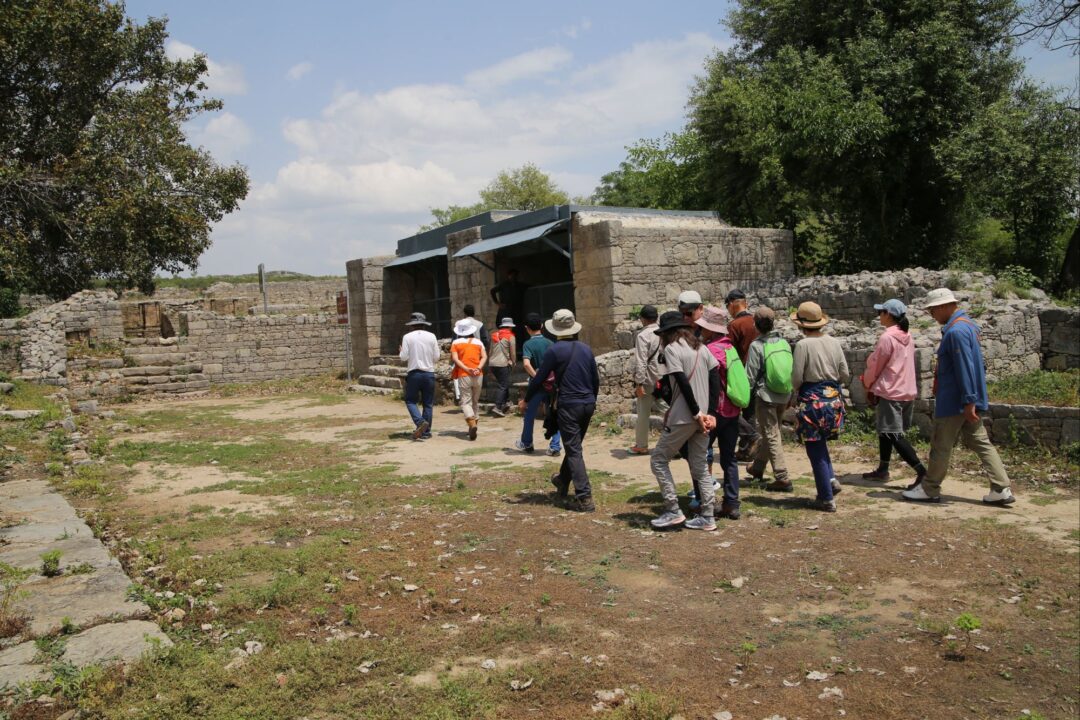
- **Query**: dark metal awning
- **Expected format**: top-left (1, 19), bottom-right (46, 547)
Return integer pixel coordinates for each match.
top-left (453, 219), bottom-right (568, 259)
top-left (384, 247), bottom-right (446, 268)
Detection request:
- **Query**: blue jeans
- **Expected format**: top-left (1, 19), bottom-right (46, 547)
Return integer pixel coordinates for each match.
top-left (521, 390), bottom-right (561, 451)
top-left (805, 440), bottom-right (835, 501)
top-left (404, 370), bottom-right (435, 431)
top-left (710, 413), bottom-right (740, 508)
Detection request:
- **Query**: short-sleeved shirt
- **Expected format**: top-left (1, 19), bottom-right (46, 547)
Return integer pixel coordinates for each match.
top-left (522, 335), bottom-right (553, 371)
top-left (451, 338), bottom-right (484, 379)
top-left (662, 338), bottom-right (719, 426)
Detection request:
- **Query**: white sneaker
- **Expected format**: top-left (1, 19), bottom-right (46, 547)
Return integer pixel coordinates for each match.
top-left (901, 484), bottom-right (941, 503)
top-left (650, 510), bottom-right (686, 529)
top-left (982, 487), bottom-right (1016, 505)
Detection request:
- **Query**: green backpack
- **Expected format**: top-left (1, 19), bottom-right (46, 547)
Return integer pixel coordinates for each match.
top-left (723, 347), bottom-right (751, 409)
top-left (762, 340), bottom-right (793, 394)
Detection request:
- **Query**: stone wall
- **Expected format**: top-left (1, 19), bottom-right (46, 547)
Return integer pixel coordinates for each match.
top-left (179, 310), bottom-right (348, 384)
top-left (143, 279), bottom-right (345, 313)
top-left (346, 255), bottom-right (411, 371)
top-left (984, 403), bottom-right (1079, 449)
top-left (446, 226), bottom-right (499, 332)
top-left (0, 320), bottom-right (20, 373)
top-left (1039, 306), bottom-right (1080, 370)
top-left (12, 291), bottom-right (123, 385)
top-left (573, 212), bottom-right (794, 354)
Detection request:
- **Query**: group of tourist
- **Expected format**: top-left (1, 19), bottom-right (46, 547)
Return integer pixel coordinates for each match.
top-left (397, 283), bottom-right (1015, 529)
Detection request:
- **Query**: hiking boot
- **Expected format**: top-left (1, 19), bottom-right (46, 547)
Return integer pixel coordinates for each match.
top-left (765, 479), bottom-right (794, 492)
top-left (685, 515), bottom-right (717, 531)
top-left (564, 496), bottom-right (596, 513)
top-left (862, 467), bottom-right (890, 481)
top-left (628, 445), bottom-right (650, 456)
top-left (650, 510), bottom-right (686, 530)
top-left (412, 420), bottom-right (429, 441)
top-left (467, 418), bottom-right (478, 441)
top-left (982, 487), bottom-right (1016, 506)
top-left (812, 498), bottom-right (837, 513)
top-left (830, 479), bottom-right (842, 496)
top-left (718, 503), bottom-right (741, 520)
top-left (550, 473), bottom-right (570, 498)
top-left (901, 484), bottom-right (941, 503)
top-left (513, 440), bottom-right (534, 453)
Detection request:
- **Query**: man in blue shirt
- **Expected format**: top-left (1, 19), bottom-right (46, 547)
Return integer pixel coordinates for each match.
top-left (513, 313), bottom-right (561, 456)
top-left (522, 309), bottom-right (600, 512)
top-left (902, 289), bottom-right (1014, 505)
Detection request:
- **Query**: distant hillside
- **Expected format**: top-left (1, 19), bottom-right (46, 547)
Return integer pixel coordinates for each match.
top-left (150, 271), bottom-right (345, 292)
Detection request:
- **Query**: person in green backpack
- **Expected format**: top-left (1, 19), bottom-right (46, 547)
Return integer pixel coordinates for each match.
top-left (744, 307), bottom-right (792, 490)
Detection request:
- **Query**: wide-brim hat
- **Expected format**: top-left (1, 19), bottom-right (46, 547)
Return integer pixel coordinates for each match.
top-left (405, 312), bottom-right (431, 326)
top-left (657, 310), bottom-right (692, 334)
top-left (498, 317), bottom-right (515, 328)
top-left (791, 301), bottom-right (829, 329)
top-left (545, 308), bottom-right (582, 337)
top-left (453, 318), bottom-right (480, 336)
top-left (923, 288), bottom-right (958, 309)
top-left (695, 305), bottom-right (729, 334)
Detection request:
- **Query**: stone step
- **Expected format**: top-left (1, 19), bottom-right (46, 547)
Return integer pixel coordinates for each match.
top-left (122, 352), bottom-right (190, 367)
top-left (346, 384), bottom-right (397, 397)
top-left (367, 364), bottom-right (407, 378)
top-left (369, 355), bottom-right (405, 367)
top-left (356, 374), bottom-right (403, 390)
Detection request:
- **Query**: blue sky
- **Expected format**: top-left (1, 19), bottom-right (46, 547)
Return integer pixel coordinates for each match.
top-left (123, 0), bottom-right (1078, 277)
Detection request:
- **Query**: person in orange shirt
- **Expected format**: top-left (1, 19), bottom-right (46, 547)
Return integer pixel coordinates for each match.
top-left (451, 318), bottom-right (487, 441)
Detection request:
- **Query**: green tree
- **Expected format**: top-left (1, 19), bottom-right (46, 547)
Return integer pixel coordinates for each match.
top-left (421, 163), bottom-right (568, 231)
top-left (687, 0), bottom-right (1075, 274)
top-left (593, 131), bottom-right (711, 210)
top-left (0, 0), bottom-right (249, 300)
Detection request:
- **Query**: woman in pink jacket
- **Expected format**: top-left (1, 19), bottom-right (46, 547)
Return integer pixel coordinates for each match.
top-left (860, 299), bottom-right (926, 488)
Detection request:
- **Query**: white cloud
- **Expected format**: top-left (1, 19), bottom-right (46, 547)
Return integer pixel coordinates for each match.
top-left (561, 18), bottom-right (592, 39)
top-left (191, 112), bottom-right (252, 162)
top-left (202, 33), bottom-right (724, 274)
top-left (286, 61), bottom-right (314, 81)
top-left (166, 40), bottom-right (247, 95)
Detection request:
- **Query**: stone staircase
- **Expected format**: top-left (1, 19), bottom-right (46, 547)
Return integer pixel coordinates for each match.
top-left (348, 355), bottom-right (406, 396)
top-left (119, 338), bottom-right (209, 395)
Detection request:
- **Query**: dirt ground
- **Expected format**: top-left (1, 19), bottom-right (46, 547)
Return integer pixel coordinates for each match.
top-left (23, 388), bottom-right (1080, 719)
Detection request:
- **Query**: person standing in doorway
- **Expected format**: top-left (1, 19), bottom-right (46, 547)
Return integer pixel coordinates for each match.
top-left (490, 269), bottom-right (528, 346)
top-left (514, 313), bottom-right (561, 456)
top-left (902, 289), bottom-right (1015, 506)
top-left (523, 309), bottom-right (600, 513)
top-left (488, 317), bottom-right (516, 416)
top-left (462, 304), bottom-right (490, 355)
top-left (629, 305), bottom-right (661, 455)
top-left (398, 312), bottom-right (439, 440)
top-left (860, 299), bottom-right (927, 489)
top-left (726, 289), bottom-right (761, 460)
top-left (745, 307), bottom-right (793, 489)
top-left (451, 318), bottom-right (487, 441)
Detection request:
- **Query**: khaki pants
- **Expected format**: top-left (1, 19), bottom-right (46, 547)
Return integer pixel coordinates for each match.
top-left (457, 375), bottom-right (483, 421)
top-left (923, 414), bottom-right (1011, 496)
top-left (635, 391), bottom-right (654, 449)
top-left (652, 422), bottom-right (713, 516)
top-left (747, 400), bottom-right (788, 483)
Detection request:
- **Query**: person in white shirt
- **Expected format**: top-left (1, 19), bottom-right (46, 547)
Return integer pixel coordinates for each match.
top-left (399, 312), bottom-right (440, 440)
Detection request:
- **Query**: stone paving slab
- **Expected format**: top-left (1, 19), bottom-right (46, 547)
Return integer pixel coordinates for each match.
top-left (15, 566), bottom-right (149, 636)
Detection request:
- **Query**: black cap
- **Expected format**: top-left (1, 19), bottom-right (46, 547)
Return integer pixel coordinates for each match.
top-left (638, 304), bottom-right (658, 320)
top-left (724, 289), bottom-right (746, 304)
top-left (657, 310), bottom-right (691, 333)
top-left (525, 312), bottom-right (543, 330)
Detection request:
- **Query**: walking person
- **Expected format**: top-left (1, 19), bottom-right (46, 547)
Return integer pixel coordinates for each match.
top-left (513, 313), bottom-right (561, 456)
top-left (629, 305), bottom-right (661, 455)
top-left (488, 317), bottom-right (516, 416)
top-left (462, 304), bottom-right (490, 355)
top-left (649, 311), bottom-right (720, 531)
top-left (790, 302), bottom-right (849, 512)
top-left (860, 299), bottom-right (927, 488)
top-left (902, 289), bottom-right (1015, 505)
top-left (451, 318), bottom-right (487, 441)
top-left (522, 309), bottom-right (600, 512)
top-left (398, 312), bottom-right (439, 440)
top-left (745, 307), bottom-right (793, 489)
top-left (696, 306), bottom-right (745, 520)
top-left (725, 289), bottom-right (761, 460)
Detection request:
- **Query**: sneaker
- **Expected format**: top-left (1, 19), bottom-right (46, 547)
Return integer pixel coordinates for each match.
top-left (830, 479), bottom-right (842, 496)
top-left (546, 448), bottom-right (561, 457)
top-left (901, 484), bottom-right (941, 503)
top-left (412, 420), bottom-right (429, 440)
top-left (420, 433), bottom-right (432, 440)
top-left (564, 496), bottom-right (596, 512)
top-left (812, 498), bottom-right (837, 513)
top-left (550, 473), bottom-right (570, 498)
top-left (650, 510), bottom-right (686, 530)
top-left (862, 468), bottom-right (890, 481)
top-left (982, 487), bottom-right (1016, 506)
top-left (906, 470), bottom-right (927, 491)
top-left (765, 479), bottom-right (793, 492)
top-left (513, 440), bottom-right (534, 453)
top-left (685, 515), bottom-right (717, 531)
top-left (718, 504), bottom-right (741, 520)
top-left (628, 445), bottom-right (650, 455)
top-left (490, 406), bottom-right (505, 417)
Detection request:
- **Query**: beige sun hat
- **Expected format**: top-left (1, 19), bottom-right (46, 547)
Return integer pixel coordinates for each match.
top-left (790, 301), bottom-right (830, 329)
top-left (923, 288), bottom-right (958, 309)
top-left (695, 305), bottom-right (730, 334)
top-left (545, 308), bottom-right (582, 337)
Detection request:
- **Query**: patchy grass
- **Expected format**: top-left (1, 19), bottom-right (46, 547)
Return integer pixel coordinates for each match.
top-left (988, 369), bottom-right (1079, 407)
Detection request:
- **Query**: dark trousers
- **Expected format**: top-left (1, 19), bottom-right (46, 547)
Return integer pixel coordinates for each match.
top-left (878, 434), bottom-right (926, 474)
top-left (490, 366), bottom-right (512, 408)
top-left (805, 440), bottom-right (835, 501)
top-left (557, 402), bottom-right (595, 499)
top-left (404, 370), bottom-right (435, 430)
top-left (737, 396), bottom-right (760, 450)
top-left (710, 413), bottom-right (741, 508)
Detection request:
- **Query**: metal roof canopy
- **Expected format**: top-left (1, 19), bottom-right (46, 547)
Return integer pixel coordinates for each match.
top-left (454, 219), bottom-right (569, 259)
top-left (384, 246), bottom-right (447, 268)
